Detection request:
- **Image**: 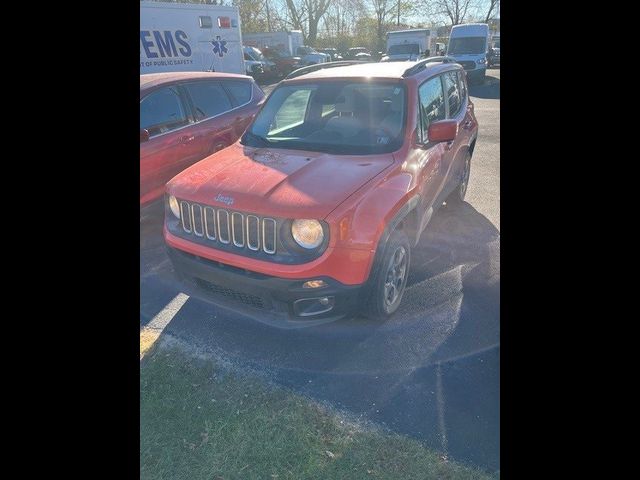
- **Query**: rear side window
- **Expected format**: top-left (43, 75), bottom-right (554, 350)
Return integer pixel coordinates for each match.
top-left (184, 81), bottom-right (233, 120)
top-left (140, 87), bottom-right (189, 137)
top-left (223, 80), bottom-right (252, 106)
top-left (443, 71), bottom-right (461, 117)
top-left (457, 70), bottom-right (467, 104)
top-left (418, 76), bottom-right (446, 141)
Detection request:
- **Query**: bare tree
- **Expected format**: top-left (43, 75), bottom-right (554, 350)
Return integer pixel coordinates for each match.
top-left (284, 0), bottom-right (333, 44)
top-left (433, 0), bottom-right (473, 25)
top-left (368, 0), bottom-right (397, 51)
top-left (321, 0), bottom-right (364, 38)
top-left (482, 0), bottom-right (499, 22)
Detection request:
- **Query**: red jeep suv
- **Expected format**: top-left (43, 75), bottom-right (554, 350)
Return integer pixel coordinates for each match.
top-left (140, 72), bottom-right (264, 208)
top-left (164, 59), bottom-right (478, 326)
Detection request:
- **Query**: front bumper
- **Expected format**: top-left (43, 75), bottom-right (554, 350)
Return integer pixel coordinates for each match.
top-left (167, 246), bottom-right (365, 328)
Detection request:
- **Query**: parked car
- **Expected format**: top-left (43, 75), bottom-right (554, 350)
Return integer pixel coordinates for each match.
top-left (140, 72), bottom-right (264, 207)
top-left (488, 47), bottom-right (500, 67)
top-left (346, 47), bottom-right (372, 60)
top-left (163, 60), bottom-right (478, 325)
top-left (317, 48), bottom-right (343, 61)
top-left (243, 46), bottom-right (276, 79)
top-left (296, 46), bottom-right (330, 65)
top-left (261, 47), bottom-right (301, 76)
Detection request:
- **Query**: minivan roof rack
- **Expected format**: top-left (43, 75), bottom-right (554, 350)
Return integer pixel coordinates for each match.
top-left (402, 56), bottom-right (457, 77)
top-left (285, 61), bottom-right (367, 80)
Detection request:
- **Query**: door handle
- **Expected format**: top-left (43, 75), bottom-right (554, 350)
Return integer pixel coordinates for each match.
top-left (180, 135), bottom-right (195, 144)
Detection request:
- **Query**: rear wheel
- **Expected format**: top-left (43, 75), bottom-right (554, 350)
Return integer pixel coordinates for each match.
top-left (445, 151), bottom-right (471, 208)
top-left (365, 229), bottom-right (411, 320)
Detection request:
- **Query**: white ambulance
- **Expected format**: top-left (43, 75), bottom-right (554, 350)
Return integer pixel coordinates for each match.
top-left (140, 1), bottom-right (245, 74)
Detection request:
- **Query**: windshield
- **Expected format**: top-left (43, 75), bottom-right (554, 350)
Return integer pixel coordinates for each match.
top-left (242, 81), bottom-right (406, 155)
top-left (448, 36), bottom-right (486, 55)
top-left (388, 44), bottom-right (419, 55)
top-left (245, 46), bottom-right (265, 61)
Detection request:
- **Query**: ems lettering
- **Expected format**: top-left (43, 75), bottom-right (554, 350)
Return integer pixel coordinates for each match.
top-left (153, 31), bottom-right (178, 57)
top-left (140, 30), bottom-right (192, 59)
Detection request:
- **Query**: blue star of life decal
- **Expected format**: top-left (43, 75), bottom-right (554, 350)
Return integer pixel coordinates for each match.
top-left (211, 36), bottom-right (228, 57)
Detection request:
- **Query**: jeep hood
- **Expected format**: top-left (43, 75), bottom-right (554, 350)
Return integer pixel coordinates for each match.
top-left (168, 143), bottom-right (394, 219)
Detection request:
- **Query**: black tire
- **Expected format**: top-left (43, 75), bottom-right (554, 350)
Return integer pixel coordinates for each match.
top-left (445, 150), bottom-right (471, 208)
top-left (364, 229), bottom-right (411, 320)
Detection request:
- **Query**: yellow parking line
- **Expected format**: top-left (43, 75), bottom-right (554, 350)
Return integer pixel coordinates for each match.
top-left (140, 293), bottom-right (189, 359)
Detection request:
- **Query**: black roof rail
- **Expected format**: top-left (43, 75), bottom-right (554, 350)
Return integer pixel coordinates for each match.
top-left (284, 61), bottom-right (367, 80)
top-left (401, 56), bottom-right (458, 77)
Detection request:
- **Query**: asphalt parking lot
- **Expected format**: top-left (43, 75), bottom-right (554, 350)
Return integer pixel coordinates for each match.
top-left (140, 68), bottom-right (500, 472)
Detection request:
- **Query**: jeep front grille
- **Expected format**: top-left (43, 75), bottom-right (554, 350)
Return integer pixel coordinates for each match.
top-left (179, 200), bottom-right (277, 255)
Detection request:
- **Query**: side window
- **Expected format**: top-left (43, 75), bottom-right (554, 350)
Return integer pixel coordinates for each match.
top-left (244, 53), bottom-right (252, 61)
top-left (184, 81), bottom-right (233, 121)
top-left (418, 76), bottom-right (446, 141)
top-left (223, 80), bottom-right (252, 106)
top-left (458, 70), bottom-right (467, 105)
top-left (269, 89), bottom-right (312, 133)
top-left (140, 87), bottom-right (189, 137)
top-left (443, 71), bottom-right (461, 117)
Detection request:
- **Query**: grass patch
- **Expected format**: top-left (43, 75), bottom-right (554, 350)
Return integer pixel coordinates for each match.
top-left (141, 347), bottom-right (496, 480)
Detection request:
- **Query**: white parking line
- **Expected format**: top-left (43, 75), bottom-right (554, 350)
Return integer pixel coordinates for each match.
top-left (140, 293), bottom-right (189, 359)
top-left (436, 362), bottom-right (448, 458)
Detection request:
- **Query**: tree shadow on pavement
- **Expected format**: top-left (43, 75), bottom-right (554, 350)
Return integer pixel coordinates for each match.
top-left (151, 201), bottom-right (500, 471)
top-left (469, 75), bottom-right (500, 100)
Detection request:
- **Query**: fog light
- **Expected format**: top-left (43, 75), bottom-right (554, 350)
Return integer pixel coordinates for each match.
top-left (302, 280), bottom-right (328, 289)
top-left (293, 296), bottom-right (335, 317)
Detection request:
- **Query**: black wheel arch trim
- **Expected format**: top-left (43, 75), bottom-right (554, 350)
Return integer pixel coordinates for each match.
top-left (366, 194), bottom-right (419, 286)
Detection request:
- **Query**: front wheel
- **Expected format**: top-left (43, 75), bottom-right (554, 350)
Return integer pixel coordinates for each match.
top-left (365, 229), bottom-right (411, 320)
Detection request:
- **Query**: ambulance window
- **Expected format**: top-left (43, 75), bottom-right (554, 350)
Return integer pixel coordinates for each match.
top-left (199, 16), bottom-right (212, 28)
top-left (185, 81), bottom-right (233, 120)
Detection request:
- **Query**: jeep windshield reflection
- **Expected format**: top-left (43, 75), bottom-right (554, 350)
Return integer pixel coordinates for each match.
top-left (242, 81), bottom-right (406, 155)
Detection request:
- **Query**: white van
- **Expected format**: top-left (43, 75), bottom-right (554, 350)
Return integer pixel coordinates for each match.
top-left (446, 23), bottom-right (489, 84)
top-left (382, 29), bottom-right (437, 62)
top-left (243, 31), bottom-right (327, 65)
top-left (243, 31), bottom-right (304, 57)
top-left (140, 1), bottom-right (244, 74)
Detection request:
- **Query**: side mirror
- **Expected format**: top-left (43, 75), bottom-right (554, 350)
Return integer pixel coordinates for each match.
top-left (427, 120), bottom-right (458, 143)
top-left (140, 128), bottom-right (150, 143)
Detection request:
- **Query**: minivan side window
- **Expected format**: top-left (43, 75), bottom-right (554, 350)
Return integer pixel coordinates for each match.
top-left (443, 71), bottom-right (461, 117)
top-left (140, 87), bottom-right (189, 137)
top-left (418, 76), bottom-right (446, 142)
top-left (223, 80), bottom-right (252, 106)
top-left (184, 81), bottom-right (233, 121)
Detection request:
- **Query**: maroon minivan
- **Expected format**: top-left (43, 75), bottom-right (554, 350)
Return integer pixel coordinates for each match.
top-left (140, 72), bottom-right (264, 207)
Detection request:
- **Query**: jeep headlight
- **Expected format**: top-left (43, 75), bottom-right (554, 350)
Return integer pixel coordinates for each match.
top-left (291, 219), bottom-right (324, 249)
top-left (168, 195), bottom-right (180, 219)
top-left (477, 57), bottom-right (487, 64)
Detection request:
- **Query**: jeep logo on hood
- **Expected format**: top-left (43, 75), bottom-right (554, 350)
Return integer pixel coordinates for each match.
top-left (215, 194), bottom-right (234, 206)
